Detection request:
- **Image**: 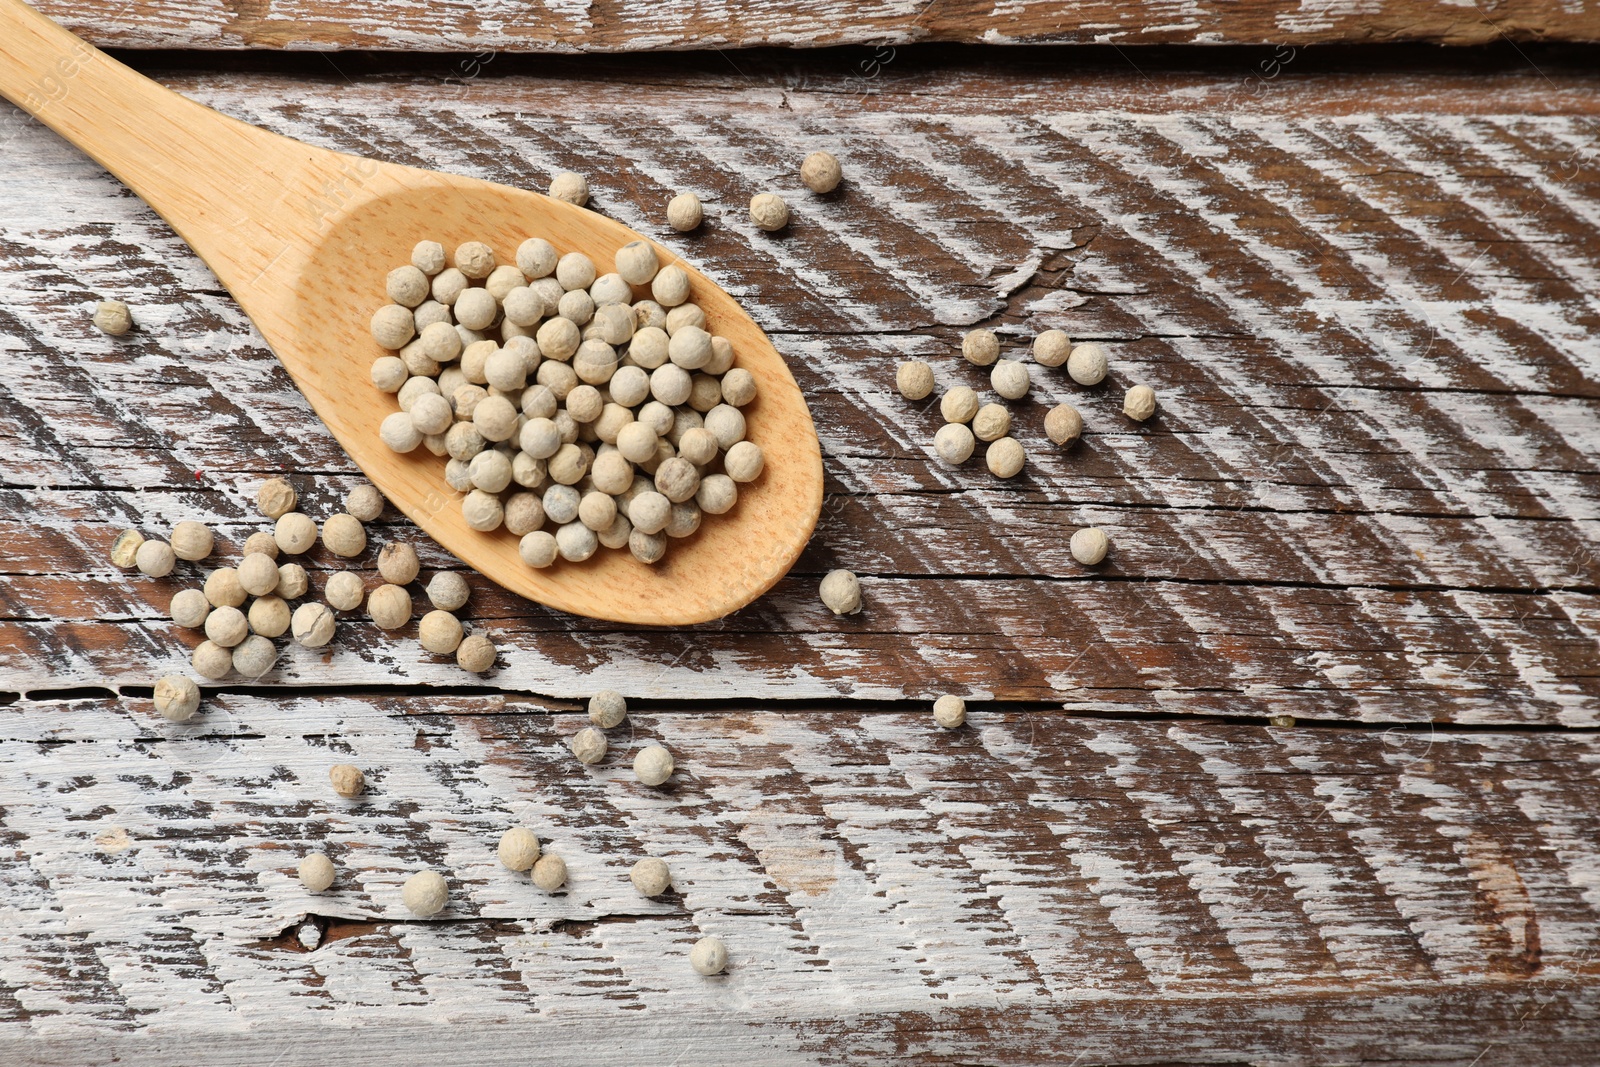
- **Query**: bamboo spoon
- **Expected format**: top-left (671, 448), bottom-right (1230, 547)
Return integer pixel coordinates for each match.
top-left (0, 0), bottom-right (824, 627)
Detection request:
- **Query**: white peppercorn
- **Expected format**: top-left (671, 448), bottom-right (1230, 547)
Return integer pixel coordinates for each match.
top-left (370, 304), bottom-right (415, 350)
top-left (345, 484), bottom-right (384, 522)
top-left (1045, 403), bottom-right (1083, 445)
top-left (192, 640), bottom-right (232, 680)
top-left (238, 551), bottom-right (280, 596)
top-left (516, 237), bottom-right (557, 279)
top-left (419, 320), bottom-right (462, 364)
top-left (1067, 342), bottom-right (1108, 385)
top-left (696, 474), bottom-right (738, 515)
top-left (556, 521), bottom-right (598, 562)
top-left (468, 449), bottom-right (513, 494)
top-left (578, 491), bottom-right (618, 532)
top-left (750, 192), bottom-right (789, 231)
top-left (1070, 527), bottom-right (1110, 565)
top-left (153, 675), bottom-right (201, 722)
top-left (991, 359), bottom-right (1031, 400)
top-left (418, 610), bottom-right (464, 655)
top-left (705, 335), bottom-right (735, 377)
top-left (413, 240), bottom-right (446, 275)
top-left (457, 633), bottom-right (497, 673)
top-left (532, 854), bottom-right (567, 892)
top-left (403, 870), bottom-right (448, 916)
top-left (962, 329), bottom-right (999, 367)
top-left (665, 502), bottom-right (701, 539)
top-left (665, 303), bottom-right (706, 337)
top-left (819, 569), bottom-right (862, 615)
top-left (801, 150), bottom-right (842, 193)
top-left (376, 542), bottom-right (419, 586)
top-left (274, 512), bottom-right (317, 555)
top-left (387, 265), bottom-right (430, 307)
top-left (413, 299), bottom-right (451, 330)
top-left (630, 528), bottom-right (666, 564)
top-left (548, 443), bottom-right (591, 485)
top-left (667, 191), bottom-right (703, 232)
top-left (934, 423), bottom-right (975, 465)
top-left (1033, 329), bottom-right (1071, 367)
top-left (587, 690), bottom-right (627, 729)
top-left (498, 827), bottom-right (541, 871)
top-left (408, 391), bottom-right (452, 435)
top-left (474, 395), bottom-right (519, 443)
top-left (1124, 385), bottom-right (1157, 421)
top-left (204, 605), bottom-right (248, 648)
top-left (299, 853), bottom-right (336, 892)
top-left (557, 288), bottom-right (595, 326)
top-left (634, 744), bottom-right (675, 786)
top-left (549, 171), bottom-right (590, 206)
top-left (972, 403), bottom-right (1011, 443)
top-left (590, 273), bottom-right (632, 308)
top-left (702, 405), bottom-right (744, 451)
top-left (654, 457), bottom-right (700, 504)
top-left (171, 586), bottom-right (211, 628)
top-left (512, 451), bottom-right (545, 489)
top-left (292, 602), bottom-right (337, 647)
top-left (257, 478), bottom-right (297, 520)
top-left (328, 763), bottom-right (365, 798)
top-left (397, 374), bottom-right (441, 412)
top-left (570, 726), bottom-right (607, 765)
top-left (520, 530), bottom-right (559, 568)
top-left (169, 521), bottom-right (213, 562)
top-left (203, 567), bottom-right (246, 608)
top-left (248, 595), bottom-right (291, 638)
top-left (651, 265), bottom-right (691, 307)
top-left (896, 361), bottom-right (935, 401)
top-left (634, 299), bottom-right (668, 331)
top-left (452, 288), bottom-right (496, 332)
top-left (232, 634), bottom-right (278, 679)
top-left (542, 484), bottom-right (580, 526)
top-left (630, 857), bottom-right (671, 897)
top-left (453, 240), bottom-right (495, 280)
top-left (135, 539), bottom-right (176, 578)
top-left (690, 936), bottom-right (727, 976)
top-left (940, 386), bottom-right (979, 424)
top-left (446, 422), bottom-right (487, 462)
top-left (243, 532), bottom-right (280, 560)
top-left (565, 382), bottom-right (605, 423)
top-left (323, 570), bottom-right (364, 612)
top-left (93, 299), bottom-right (133, 336)
top-left (650, 364), bottom-right (692, 406)
top-left (110, 529), bottom-right (144, 568)
top-left (379, 411), bottom-right (421, 453)
top-left (598, 513), bottom-right (633, 549)
top-left (987, 437), bottom-right (1026, 478)
top-left (277, 562), bottom-right (309, 600)
top-left (431, 268), bottom-right (467, 306)
top-left (672, 426), bottom-right (715, 467)
top-left (502, 492), bottom-right (543, 537)
top-left (933, 694), bottom-right (966, 729)
top-left (368, 584), bottom-right (412, 631)
top-left (724, 440), bottom-right (765, 483)
top-left (372, 355), bottom-right (408, 391)
top-left (668, 325), bottom-right (713, 370)
top-left (485, 264), bottom-right (526, 302)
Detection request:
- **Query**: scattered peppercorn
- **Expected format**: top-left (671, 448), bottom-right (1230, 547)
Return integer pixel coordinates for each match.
top-left (1123, 385), bottom-right (1157, 421)
top-left (328, 764), bottom-right (365, 798)
top-left (498, 828), bottom-right (541, 871)
top-left (690, 936), bottom-right (728, 976)
top-left (749, 193), bottom-right (789, 232)
top-left (1070, 527), bottom-right (1110, 565)
top-left (819, 569), bottom-right (862, 615)
top-left (92, 300), bottom-right (133, 336)
top-left (153, 675), bottom-right (201, 722)
top-left (630, 857), bottom-right (671, 898)
top-left (800, 151), bottom-right (842, 194)
top-left (1045, 403), bottom-right (1083, 445)
top-left (298, 853), bottom-right (336, 892)
top-left (634, 745), bottom-right (675, 787)
top-left (403, 870), bottom-right (448, 916)
top-left (933, 694), bottom-right (966, 729)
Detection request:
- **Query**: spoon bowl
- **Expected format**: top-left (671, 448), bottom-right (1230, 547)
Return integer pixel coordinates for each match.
top-left (0, 0), bottom-right (823, 625)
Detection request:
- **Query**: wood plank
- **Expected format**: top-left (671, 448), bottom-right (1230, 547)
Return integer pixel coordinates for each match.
top-left (23, 0), bottom-right (1600, 51)
top-left (2, 66), bottom-right (1596, 723)
top-left (2, 691), bottom-right (1599, 1061)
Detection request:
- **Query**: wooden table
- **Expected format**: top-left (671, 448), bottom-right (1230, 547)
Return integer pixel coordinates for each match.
top-left (3, 3), bottom-right (1599, 1062)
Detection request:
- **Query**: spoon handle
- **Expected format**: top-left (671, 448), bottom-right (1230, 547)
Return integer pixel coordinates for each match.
top-left (0, 0), bottom-right (339, 295)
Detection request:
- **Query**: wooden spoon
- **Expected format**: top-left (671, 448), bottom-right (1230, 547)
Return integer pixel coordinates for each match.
top-left (0, 0), bottom-right (824, 626)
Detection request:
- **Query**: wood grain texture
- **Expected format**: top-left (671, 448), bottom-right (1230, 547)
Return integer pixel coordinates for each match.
top-left (2, 691), bottom-right (1599, 1064)
top-left (22, 0), bottom-right (1600, 50)
top-left (2, 63), bottom-right (1596, 723)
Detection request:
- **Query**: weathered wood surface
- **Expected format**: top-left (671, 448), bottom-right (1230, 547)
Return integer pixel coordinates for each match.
top-left (2, 52), bottom-right (1600, 1064)
top-left (25, 0), bottom-right (1600, 50)
top-left (3, 692), bottom-right (1600, 1065)
top-left (2, 65), bottom-right (1597, 724)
